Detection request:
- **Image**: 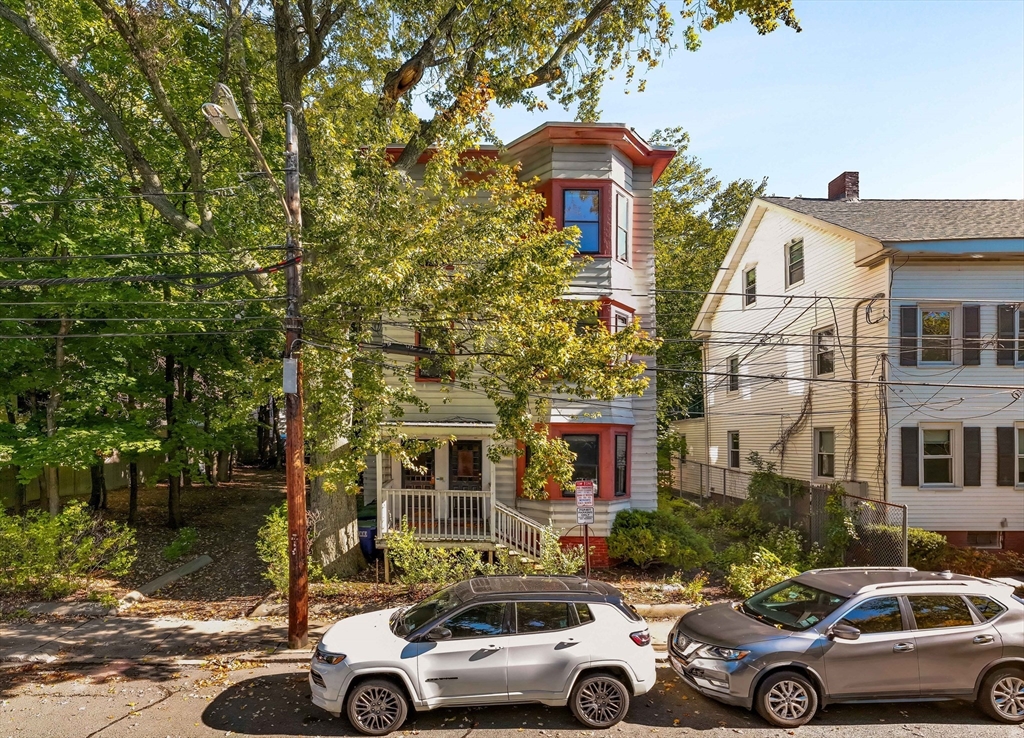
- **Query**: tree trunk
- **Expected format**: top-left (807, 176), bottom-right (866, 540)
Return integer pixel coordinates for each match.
top-left (309, 457), bottom-right (366, 578)
top-left (89, 462), bottom-right (106, 510)
top-left (257, 403), bottom-right (268, 468)
top-left (228, 449), bottom-right (234, 481)
top-left (166, 354), bottom-right (183, 529)
top-left (128, 461), bottom-right (139, 524)
top-left (216, 449), bottom-right (231, 482)
top-left (270, 395), bottom-right (281, 469)
top-left (182, 366), bottom-right (194, 488)
top-left (11, 466), bottom-right (25, 515)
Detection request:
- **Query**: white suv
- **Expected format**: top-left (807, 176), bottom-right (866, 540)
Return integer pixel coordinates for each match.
top-left (309, 575), bottom-right (656, 735)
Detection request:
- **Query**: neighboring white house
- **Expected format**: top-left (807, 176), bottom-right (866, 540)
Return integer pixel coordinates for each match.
top-left (364, 123), bottom-right (675, 566)
top-left (674, 173), bottom-right (1024, 553)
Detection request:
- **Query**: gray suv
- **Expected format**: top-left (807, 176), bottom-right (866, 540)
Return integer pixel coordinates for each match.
top-left (668, 567), bottom-right (1024, 727)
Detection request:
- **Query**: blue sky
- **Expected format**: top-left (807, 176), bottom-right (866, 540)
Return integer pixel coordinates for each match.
top-left (484, 0), bottom-right (1024, 200)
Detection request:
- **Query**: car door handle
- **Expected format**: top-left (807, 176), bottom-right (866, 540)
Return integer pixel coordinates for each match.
top-left (973, 635), bottom-right (995, 645)
top-left (893, 642), bottom-right (915, 653)
top-left (482, 644), bottom-right (503, 652)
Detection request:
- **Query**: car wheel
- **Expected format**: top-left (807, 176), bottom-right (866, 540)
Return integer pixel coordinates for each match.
top-left (755, 670), bottom-right (819, 728)
top-left (978, 667), bottom-right (1024, 724)
top-left (570, 672), bottom-right (631, 728)
top-left (346, 678), bottom-right (409, 736)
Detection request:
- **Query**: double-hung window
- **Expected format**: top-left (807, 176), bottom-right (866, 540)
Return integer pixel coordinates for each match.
top-left (728, 431), bottom-right (740, 469)
top-left (743, 267), bottom-right (757, 306)
top-left (614, 434), bottom-right (628, 496)
top-left (920, 306), bottom-right (954, 364)
top-left (727, 355), bottom-right (740, 392)
top-left (921, 424), bottom-right (958, 487)
top-left (786, 239), bottom-right (804, 288)
top-left (563, 434), bottom-right (599, 497)
top-left (814, 327), bottom-right (835, 376)
top-left (615, 193), bottom-right (629, 262)
top-left (815, 428), bottom-right (835, 479)
top-left (564, 190), bottom-right (601, 254)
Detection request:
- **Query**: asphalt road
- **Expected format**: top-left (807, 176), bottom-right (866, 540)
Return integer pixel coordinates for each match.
top-left (0, 662), bottom-right (1020, 738)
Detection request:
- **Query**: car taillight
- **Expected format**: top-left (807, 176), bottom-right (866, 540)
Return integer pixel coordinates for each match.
top-left (630, 629), bottom-right (651, 646)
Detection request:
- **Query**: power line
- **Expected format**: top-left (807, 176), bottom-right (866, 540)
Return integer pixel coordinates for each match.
top-left (0, 328), bottom-right (283, 339)
top-left (0, 257), bottom-right (297, 289)
top-left (0, 297), bottom-right (287, 307)
top-left (0, 247), bottom-right (286, 263)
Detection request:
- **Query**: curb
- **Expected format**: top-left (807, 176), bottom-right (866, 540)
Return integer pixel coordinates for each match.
top-left (633, 603), bottom-right (693, 619)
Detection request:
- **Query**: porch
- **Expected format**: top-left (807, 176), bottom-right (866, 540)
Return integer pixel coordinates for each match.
top-left (370, 420), bottom-right (546, 561)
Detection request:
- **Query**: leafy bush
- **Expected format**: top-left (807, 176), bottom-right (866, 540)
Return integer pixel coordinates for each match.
top-left (744, 452), bottom-right (805, 526)
top-left (0, 502), bottom-right (136, 599)
top-left (383, 519), bottom-right (482, 585)
top-left (726, 548), bottom-right (799, 598)
top-left (162, 527), bottom-right (198, 562)
top-left (665, 571), bottom-right (710, 607)
top-left (256, 503), bottom-right (323, 593)
top-left (538, 528), bottom-right (587, 576)
top-left (753, 526), bottom-right (804, 566)
top-left (921, 546), bottom-right (1024, 578)
top-left (906, 528), bottom-right (948, 567)
top-left (608, 509), bottom-right (712, 571)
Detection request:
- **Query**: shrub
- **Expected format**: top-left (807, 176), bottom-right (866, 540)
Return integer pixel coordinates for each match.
top-left (256, 503), bottom-right (323, 593)
top-left (162, 527), bottom-right (198, 562)
top-left (923, 547), bottom-right (1024, 578)
top-left (752, 526), bottom-right (804, 567)
top-left (666, 571), bottom-right (710, 607)
top-left (0, 502), bottom-right (136, 599)
top-left (538, 527), bottom-right (587, 576)
top-left (382, 519), bottom-right (481, 585)
top-left (906, 528), bottom-right (948, 567)
top-left (726, 548), bottom-right (799, 598)
top-left (608, 509), bottom-right (712, 571)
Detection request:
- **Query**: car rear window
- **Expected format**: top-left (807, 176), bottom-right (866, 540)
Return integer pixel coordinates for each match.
top-left (969, 596), bottom-right (1006, 621)
top-left (516, 602), bottom-right (571, 633)
top-left (909, 595), bottom-right (974, 629)
top-left (574, 603), bottom-right (594, 623)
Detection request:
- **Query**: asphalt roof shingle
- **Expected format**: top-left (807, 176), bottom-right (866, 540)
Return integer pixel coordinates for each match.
top-left (762, 197), bottom-right (1024, 243)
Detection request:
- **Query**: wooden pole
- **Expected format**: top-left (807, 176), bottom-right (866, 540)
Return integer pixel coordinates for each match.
top-left (283, 104), bottom-right (308, 650)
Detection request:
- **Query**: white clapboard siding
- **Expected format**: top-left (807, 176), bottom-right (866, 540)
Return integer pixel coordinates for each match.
top-left (700, 205), bottom-right (889, 498)
top-left (886, 262), bottom-right (1024, 532)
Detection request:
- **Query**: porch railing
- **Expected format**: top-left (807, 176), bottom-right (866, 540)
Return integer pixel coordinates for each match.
top-left (378, 489), bottom-right (493, 542)
top-left (493, 500), bottom-right (545, 560)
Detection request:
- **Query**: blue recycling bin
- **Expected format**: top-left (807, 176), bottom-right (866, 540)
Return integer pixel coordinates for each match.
top-left (358, 523), bottom-right (378, 560)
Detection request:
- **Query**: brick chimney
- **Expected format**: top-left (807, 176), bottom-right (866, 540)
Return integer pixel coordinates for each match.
top-left (828, 171), bottom-right (859, 201)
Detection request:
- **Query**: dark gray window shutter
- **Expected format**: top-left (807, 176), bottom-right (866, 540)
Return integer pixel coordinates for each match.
top-left (996, 305), bottom-right (1015, 365)
top-left (996, 426), bottom-right (1015, 486)
top-left (962, 305), bottom-right (981, 366)
top-left (901, 426), bottom-right (919, 487)
top-left (900, 306), bottom-right (918, 366)
top-left (963, 426), bottom-right (981, 486)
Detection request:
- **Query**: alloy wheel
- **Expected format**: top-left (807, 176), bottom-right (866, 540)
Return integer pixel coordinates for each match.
top-left (992, 676), bottom-right (1024, 719)
top-left (577, 678), bottom-right (625, 726)
top-left (352, 686), bottom-right (402, 733)
top-left (766, 679), bottom-right (810, 721)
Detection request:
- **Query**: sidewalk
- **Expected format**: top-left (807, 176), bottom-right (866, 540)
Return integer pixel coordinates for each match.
top-left (1, 614), bottom-right (680, 667)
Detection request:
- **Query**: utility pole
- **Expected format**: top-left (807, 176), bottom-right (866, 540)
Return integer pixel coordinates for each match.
top-left (283, 104), bottom-right (308, 649)
top-left (202, 88), bottom-right (308, 648)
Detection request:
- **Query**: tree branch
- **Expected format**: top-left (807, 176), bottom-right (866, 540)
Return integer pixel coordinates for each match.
top-left (92, 0), bottom-right (213, 232)
top-left (377, 2), bottom-right (467, 117)
top-left (512, 0), bottom-right (614, 89)
top-left (0, 1), bottom-right (204, 238)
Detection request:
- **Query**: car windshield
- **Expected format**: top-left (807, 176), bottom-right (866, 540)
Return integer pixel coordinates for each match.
top-left (742, 579), bottom-right (847, 631)
top-left (391, 586), bottom-right (463, 637)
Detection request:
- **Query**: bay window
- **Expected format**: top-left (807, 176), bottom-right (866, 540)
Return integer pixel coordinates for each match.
top-left (615, 193), bottom-right (629, 262)
top-left (614, 434), bottom-right (628, 496)
top-left (563, 434), bottom-right (599, 497)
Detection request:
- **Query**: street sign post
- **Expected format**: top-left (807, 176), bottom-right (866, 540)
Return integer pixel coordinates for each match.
top-left (574, 480), bottom-right (596, 578)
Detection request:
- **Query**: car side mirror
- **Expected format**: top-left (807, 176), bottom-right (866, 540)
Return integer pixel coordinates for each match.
top-left (828, 622), bottom-right (861, 641)
top-left (425, 626), bottom-right (452, 642)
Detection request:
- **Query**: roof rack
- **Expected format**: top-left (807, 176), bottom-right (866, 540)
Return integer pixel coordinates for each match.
top-left (803, 567), bottom-right (918, 575)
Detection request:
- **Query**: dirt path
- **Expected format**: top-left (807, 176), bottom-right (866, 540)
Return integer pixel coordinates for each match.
top-left (109, 468), bottom-right (286, 619)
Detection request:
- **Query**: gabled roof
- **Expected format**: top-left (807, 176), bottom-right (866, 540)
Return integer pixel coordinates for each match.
top-left (763, 197), bottom-right (1024, 243)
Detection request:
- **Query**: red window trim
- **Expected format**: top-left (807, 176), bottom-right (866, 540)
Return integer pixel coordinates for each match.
top-left (515, 423), bottom-right (633, 500)
top-left (541, 179), bottom-right (615, 258)
top-left (413, 330), bottom-right (455, 383)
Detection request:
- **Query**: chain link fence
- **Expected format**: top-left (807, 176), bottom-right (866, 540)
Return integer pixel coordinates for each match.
top-left (668, 455), bottom-right (908, 567)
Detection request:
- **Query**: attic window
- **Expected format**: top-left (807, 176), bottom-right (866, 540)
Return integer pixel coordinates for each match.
top-left (743, 267), bottom-right (757, 306)
top-left (786, 239), bottom-right (804, 288)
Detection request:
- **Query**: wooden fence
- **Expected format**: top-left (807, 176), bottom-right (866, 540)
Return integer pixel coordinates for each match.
top-left (1, 454), bottom-right (163, 509)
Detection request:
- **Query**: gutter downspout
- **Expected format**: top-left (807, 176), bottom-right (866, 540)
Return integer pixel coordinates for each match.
top-left (849, 292), bottom-right (886, 492)
top-left (703, 337), bottom-right (712, 500)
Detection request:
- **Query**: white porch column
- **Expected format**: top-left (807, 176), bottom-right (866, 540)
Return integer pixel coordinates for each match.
top-left (487, 436), bottom-right (497, 537)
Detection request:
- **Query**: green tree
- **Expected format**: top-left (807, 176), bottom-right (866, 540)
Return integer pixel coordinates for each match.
top-left (1, 1), bottom-right (799, 558)
top-left (651, 128), bottom-right (768, 426)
